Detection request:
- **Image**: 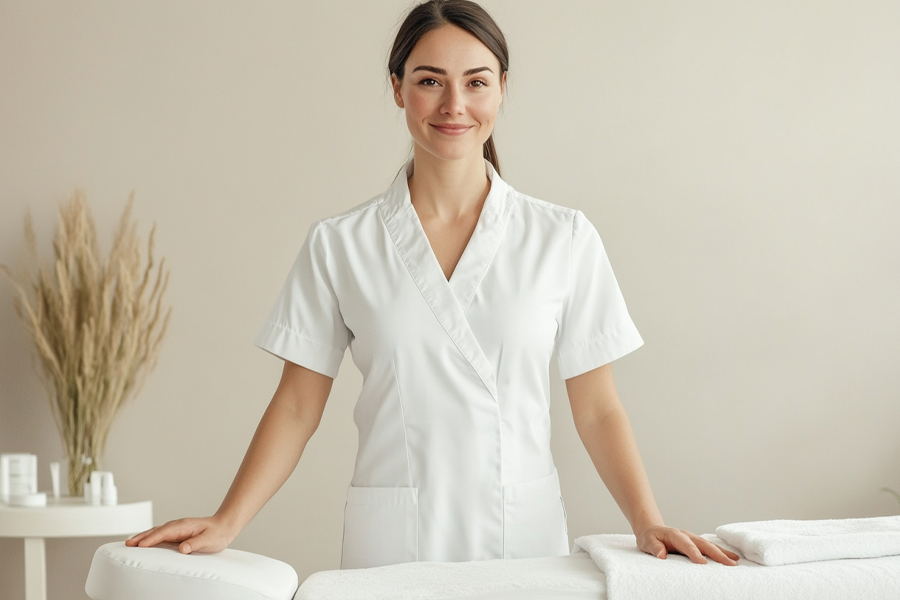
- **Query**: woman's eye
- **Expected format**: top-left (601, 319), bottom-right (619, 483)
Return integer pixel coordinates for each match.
top-left (469, 79), bottom-right (488, 88)
top-left (418, 78), bottom-right (439, 86)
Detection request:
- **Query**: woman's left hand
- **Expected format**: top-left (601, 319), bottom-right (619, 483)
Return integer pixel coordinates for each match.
top-left (636, 525), bottom-right (740, 566)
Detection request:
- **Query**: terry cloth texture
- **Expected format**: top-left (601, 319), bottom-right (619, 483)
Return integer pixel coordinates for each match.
top-left (716, 516), bottom-right (900, 565)
top-left (574, 533), bottom-right (900, 600)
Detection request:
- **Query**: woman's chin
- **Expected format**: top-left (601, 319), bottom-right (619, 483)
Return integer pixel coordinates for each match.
top-left (416, 143), bottom-right (487, 165)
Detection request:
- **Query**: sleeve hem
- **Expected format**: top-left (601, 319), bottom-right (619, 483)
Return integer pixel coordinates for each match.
top-left (557, 321), bottom-right (644, 380)
top-left (254, 320), bottom-right (344, 379)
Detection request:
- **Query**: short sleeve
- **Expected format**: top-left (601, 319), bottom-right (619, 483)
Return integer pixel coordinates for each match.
top-left (555, 211), bottom-right (643, 380)
top-left (255, 222), bottom-right (350, 378)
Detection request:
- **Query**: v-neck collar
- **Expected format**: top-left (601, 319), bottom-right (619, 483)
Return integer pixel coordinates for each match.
top-left (382, 158), bottom-right (512, 310)
top-left (379, 159), bottom-right (511, 400)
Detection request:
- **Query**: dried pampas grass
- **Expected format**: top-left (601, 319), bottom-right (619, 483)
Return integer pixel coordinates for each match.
top-left (1, 190), bottom-right (170, 495)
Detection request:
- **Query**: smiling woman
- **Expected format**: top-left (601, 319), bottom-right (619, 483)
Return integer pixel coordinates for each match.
top-left (388, 0), bottom-right (508, 174)
top-left (390, 22), bottom-right (505, 173)
top-left (125, 0), bottom-right (737, 571)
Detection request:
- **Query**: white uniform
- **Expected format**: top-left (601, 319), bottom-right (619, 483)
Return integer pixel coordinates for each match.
top-left (255, 160), bottom-right (643, 569)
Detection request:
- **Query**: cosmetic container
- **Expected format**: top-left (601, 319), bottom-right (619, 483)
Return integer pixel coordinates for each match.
top-left (101, 472), bottom-right (118, 505)
top-left (89, 471), bottom-right (102, 505)
top-left (7, 492), bottom-right (47, 507)
top-left (1, 453), bottom-right (38, 503)
top-left (50, 461), bottom-right (61, 499)
top-left (0, 455), bottom-right (8, 502)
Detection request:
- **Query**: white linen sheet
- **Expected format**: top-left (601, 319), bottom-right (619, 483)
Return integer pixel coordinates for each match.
top-left (295, 553), bottom-right (606, 600)
top-left (296, 530), bottom-right (900, 600)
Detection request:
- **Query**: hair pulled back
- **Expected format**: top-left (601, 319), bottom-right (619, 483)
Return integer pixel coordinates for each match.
top-left (389, 0), bottom-right (509, 175)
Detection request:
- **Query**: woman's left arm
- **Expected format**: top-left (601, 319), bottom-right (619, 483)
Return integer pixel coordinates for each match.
top-left (565, 364), bottom-right (739, 566)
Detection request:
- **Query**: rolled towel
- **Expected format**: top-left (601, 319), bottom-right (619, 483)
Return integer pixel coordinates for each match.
top-left (716, 516), bottom-right (900, 566)
top-left (574, 533), bottom-right (900, 600)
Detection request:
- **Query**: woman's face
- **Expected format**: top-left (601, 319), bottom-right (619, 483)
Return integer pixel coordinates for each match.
top-left (392, 25), bottom-right (506, 165)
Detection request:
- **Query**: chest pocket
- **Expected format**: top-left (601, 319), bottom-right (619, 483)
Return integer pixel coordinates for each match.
top-left (502, 469), bottom-right (569, 559)
top-left (340, 486), bottom-right (418, 569)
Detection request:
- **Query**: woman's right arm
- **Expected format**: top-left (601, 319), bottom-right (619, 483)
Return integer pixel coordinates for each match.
top-left (125, 360), bottom-right (333, 554)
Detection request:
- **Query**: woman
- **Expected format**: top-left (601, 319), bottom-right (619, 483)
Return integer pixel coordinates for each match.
top-left (128, 0), bottom-right (738, 569)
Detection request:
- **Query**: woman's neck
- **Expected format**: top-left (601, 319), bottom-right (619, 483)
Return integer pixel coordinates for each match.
top-left (407, 149), bottom-right (491, 221)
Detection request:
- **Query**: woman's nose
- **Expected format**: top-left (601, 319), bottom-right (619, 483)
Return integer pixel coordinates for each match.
top-left (440, 85), bottom-right (465, 115)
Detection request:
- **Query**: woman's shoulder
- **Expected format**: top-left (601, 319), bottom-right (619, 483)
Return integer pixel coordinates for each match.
top-left (512, 190), bottom-right (576, 215)
top-left (312, 169), bottom-right (408, 233)
top-left (305, 192), bottom-right (390, 245)
top-left (315, 196), bottom-right (382, 228)
top-left (505, 184), bottom-right (581, 228)
top-left (501, 184), bottom-right (606, 247)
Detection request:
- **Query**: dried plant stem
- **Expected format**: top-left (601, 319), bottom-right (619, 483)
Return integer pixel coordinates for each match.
top-left (2, 190), bottom-right (170, 495)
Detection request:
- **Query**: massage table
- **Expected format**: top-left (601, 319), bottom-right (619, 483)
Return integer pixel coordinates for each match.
top-left (86, 530), bottom-right (900, 600)
top-left (85, 543), bottom-right (606, 600)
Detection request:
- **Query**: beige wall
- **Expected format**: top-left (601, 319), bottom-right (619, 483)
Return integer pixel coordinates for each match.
top-left (2, 0), bottom-right (899, 597)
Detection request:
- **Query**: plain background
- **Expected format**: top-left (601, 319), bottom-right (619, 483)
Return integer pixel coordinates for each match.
top-left (1, 1), bottom-right (898, 597)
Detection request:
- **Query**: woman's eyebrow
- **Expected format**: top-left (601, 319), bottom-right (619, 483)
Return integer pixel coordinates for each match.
top-left (411, 65), bottom-right (494, 76)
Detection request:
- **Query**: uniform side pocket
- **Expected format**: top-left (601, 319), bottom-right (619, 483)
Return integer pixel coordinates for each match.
top-left (340, 486), bottom-right (418, 569)
top-left (502, 469), bottom-right (569, 559)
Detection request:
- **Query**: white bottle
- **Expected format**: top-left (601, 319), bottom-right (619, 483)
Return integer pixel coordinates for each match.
top-left (89, 471), bottom-right (102, 505)
top-left (101, 472), bottom-right (118, 505)
top-left (0, 455), bottom-right (9, 503)
top-left (49, 462), bottom-right (61, 499)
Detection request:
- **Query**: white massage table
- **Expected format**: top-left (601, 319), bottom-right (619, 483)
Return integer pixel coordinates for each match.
top-left (86, 533), bottom-right (900, 600)
top-left (86, 543), bottom-right (607, 600)
top-left (296, 532), bottom-right (900, 600)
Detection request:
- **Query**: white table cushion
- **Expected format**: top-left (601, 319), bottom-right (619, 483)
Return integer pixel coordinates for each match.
top-left (296, 554), bottom-right (606, 599)
top-left (85, 542), bottom-right (298, 600)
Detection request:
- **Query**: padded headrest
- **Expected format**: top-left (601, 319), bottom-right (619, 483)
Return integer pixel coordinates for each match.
top-left (85, 542), bottom-right (298, 600)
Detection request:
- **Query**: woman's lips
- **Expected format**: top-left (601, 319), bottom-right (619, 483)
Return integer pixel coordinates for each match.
top-left (430, 123), bottom-right (473, 136)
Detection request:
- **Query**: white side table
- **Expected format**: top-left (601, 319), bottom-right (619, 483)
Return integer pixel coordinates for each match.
top-left (0, 497), bottom-right (152, 600)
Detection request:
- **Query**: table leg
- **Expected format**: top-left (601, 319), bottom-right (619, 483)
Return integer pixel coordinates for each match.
top-left (24, 537), bottom-right (47, 600)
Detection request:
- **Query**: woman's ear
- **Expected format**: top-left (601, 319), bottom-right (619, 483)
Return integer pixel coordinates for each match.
top-left (391, 73), bottom-right (405, 108)
top-left (500, 71), bottom-right (507, 104)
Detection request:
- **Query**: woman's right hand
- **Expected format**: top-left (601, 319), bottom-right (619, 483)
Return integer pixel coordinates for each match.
top-left (125, 516), bottom-right (237, 554)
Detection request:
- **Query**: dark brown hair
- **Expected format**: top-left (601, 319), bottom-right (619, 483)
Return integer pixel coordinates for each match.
top-left (389, 0), bottom-right (509, 175)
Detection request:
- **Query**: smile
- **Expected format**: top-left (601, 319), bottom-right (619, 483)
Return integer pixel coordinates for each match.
top-left (430, 123), bottom-right (473, 136)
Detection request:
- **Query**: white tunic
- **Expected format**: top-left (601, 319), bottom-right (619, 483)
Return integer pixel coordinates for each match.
top-left (255, 160), bottom-right (643, 569)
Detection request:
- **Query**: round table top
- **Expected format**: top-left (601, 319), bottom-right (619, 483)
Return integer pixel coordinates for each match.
top-left (0, 497), bottom-right (153, 538)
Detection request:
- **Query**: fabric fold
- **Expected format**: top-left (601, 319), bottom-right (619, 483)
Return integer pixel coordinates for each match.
top-left (574, 533), bottom-right (900, 600)
top-left (378, 161), bottom-right (505, 401)
top-left (716, 516), bottom-right (900, 566)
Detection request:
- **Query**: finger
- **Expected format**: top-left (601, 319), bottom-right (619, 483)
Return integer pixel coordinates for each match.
top-left (667, 531), bottom-right (707, 564)
top-left (125, 526), bottom-right (168, 546)
top-left (641, 537), bottom-right (668, 560)
top-left (136, 520), bottom-right (200, 548)
top-left (178, 531), bottom-right (222, 555)
top-left (179, 531), bottom-right (209, 554)
top-left (693, 536), bottom-right (738, 566)
top-left (126, 527), bottom-right (158, 546)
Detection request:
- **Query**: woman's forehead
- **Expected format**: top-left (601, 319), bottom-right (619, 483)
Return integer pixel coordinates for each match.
top-left (406, 25), bottom-right (501, 74)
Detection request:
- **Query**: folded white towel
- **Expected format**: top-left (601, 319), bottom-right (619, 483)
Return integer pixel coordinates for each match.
top-left (574, 533), bottom-right (900, 600)
top-left (716, 516), bottom-right (900, 565)
top-left (295, 554), bottom-right (605, 600)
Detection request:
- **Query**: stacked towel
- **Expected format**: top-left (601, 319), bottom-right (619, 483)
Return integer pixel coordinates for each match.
top-left (716, 516), bottom-right (900, 565)
top-left (296, 554), bottom-right (605, 600)
top-left (574, 533), bottom-right (900, 600)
